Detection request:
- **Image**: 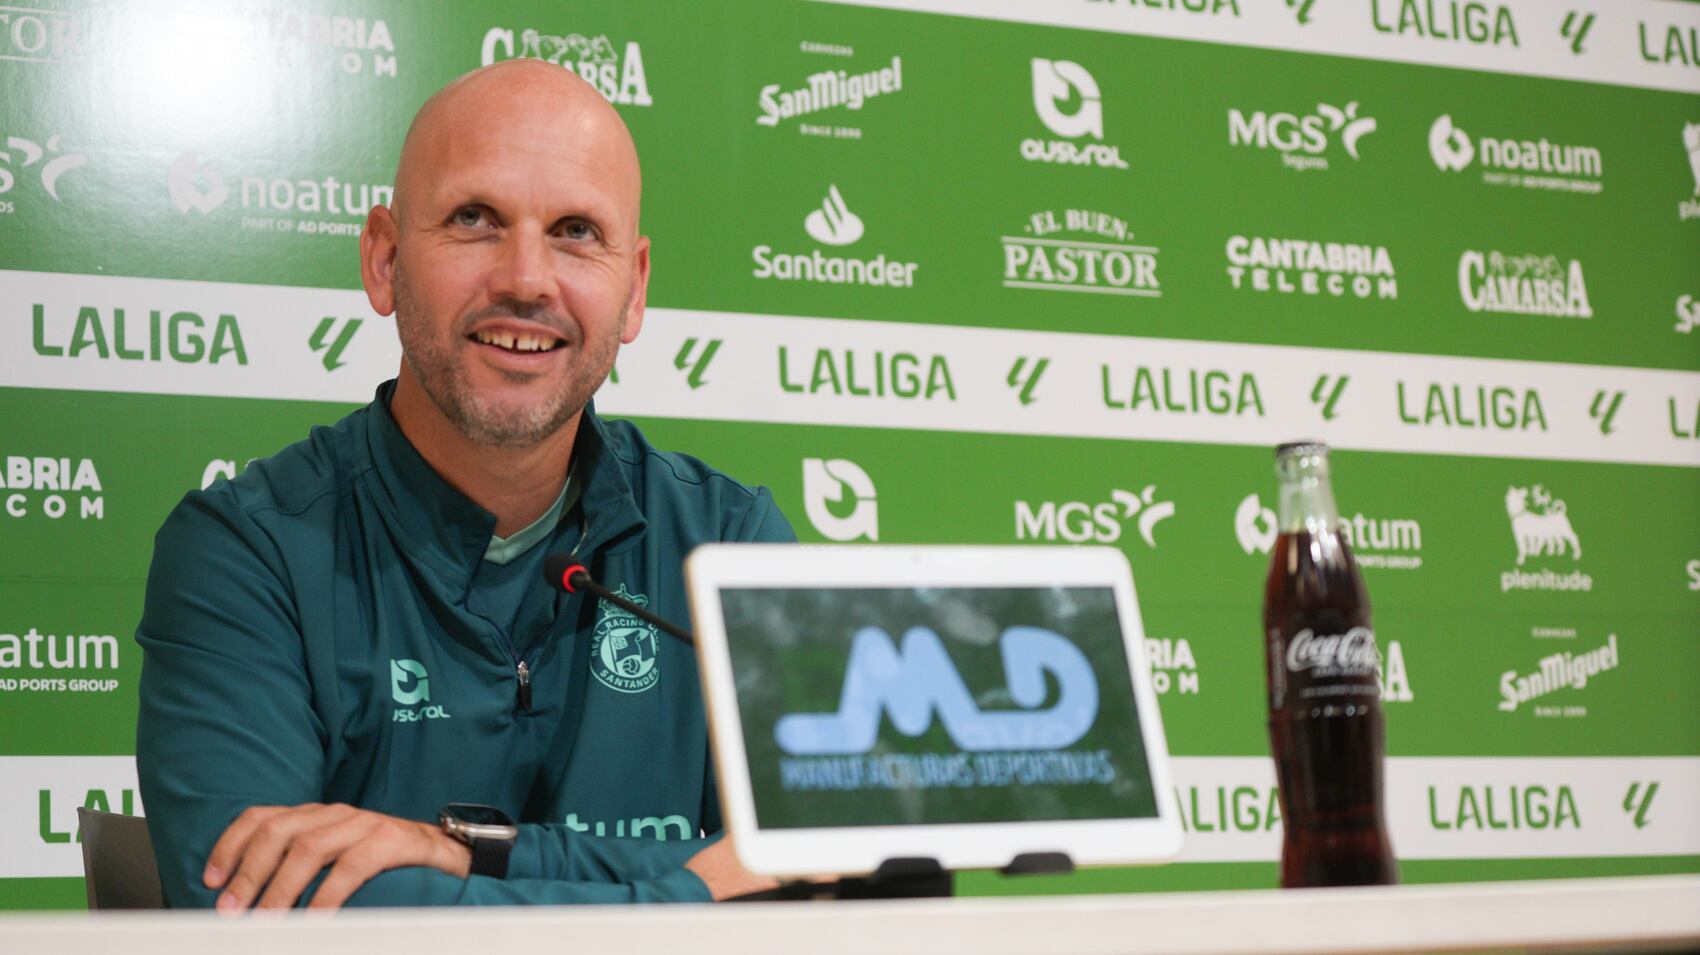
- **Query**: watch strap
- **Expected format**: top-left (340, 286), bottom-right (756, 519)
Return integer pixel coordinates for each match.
top-left (469, 833), bottom-right (512, 880)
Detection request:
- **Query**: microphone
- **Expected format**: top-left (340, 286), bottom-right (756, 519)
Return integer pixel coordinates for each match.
top-left (543, 554), bottom-right (694, 645)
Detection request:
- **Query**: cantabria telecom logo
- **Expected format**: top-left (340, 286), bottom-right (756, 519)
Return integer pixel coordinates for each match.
top-left (168, 152), bottom-right (392, 237)
top-left (1015, 487), bottom-right (1176, 546)
top-left (1002, 209), bottom-right (1159, 297)
top-left (481, 26), bottom-right (651, 106)
top-left (1234, 493), bottom-right (1423, 570)
top-left (1498, 634), bottom-right (1618, 716)
top-left (1680, 124), bottom-right (1700, 221)
top-left (1459, 251), bottom-right (1591, 319)
top-left (753, 186), bottom-right (918, 288)
top-left (1227, 102), bottom-right (1376, 172)
top-left (756, 52), bottom-right (903, 138)
top-left (0, 628), bottom-right (121, 696)
top-left (1429, 115), bottom-right (1603, 194)
top-left (1225, 236), bottom-right (1396, 301)
top-left (2, 456), bottom-right (103, 521)
top-left (1502, 484), bottom-right (1590, 593)
top-left (802, 458), bottom-right (877, 542)
top-left (0, 133), bottom-right (88, 214)
top-left (244, 9), bottom-right (397, 79)
top-left (1022, 59), bottom-right (1128, 170)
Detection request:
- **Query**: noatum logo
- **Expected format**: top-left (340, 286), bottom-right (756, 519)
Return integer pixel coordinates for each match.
top-left (2, 456), bottom-right (103, 520)
top-left (1429, 115), bottom-right (1602, 195)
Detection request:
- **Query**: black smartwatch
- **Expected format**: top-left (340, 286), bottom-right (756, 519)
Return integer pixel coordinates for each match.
top-left (438, 803), bottom-right (518, 879)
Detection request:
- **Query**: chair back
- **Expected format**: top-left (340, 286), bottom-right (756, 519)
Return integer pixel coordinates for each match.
top-left (77, 807), bottom-right (165, 910)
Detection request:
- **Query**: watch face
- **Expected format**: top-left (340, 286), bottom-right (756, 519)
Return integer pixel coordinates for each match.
top-left (444, 803), bottom-right (513, 827)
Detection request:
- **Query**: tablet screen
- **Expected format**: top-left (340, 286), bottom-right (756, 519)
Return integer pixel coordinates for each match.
top-left (718, 585), bottom-right (1160, 830)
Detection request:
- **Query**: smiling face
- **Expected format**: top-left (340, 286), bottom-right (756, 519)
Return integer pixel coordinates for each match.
top-left (362, 61), bottom-right (649, 449)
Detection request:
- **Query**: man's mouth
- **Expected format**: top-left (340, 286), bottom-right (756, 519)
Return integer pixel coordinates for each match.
top-left (470, 328), bottom-right (566, 353)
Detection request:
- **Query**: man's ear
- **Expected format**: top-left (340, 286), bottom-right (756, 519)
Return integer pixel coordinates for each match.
top-left (620, 235), bottom-right (651, 344)
top-left (360, 205), bottom-right (400, 316)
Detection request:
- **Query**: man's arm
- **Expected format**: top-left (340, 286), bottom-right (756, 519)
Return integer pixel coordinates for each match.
top-left (135, 490), bottom-right (748, 908)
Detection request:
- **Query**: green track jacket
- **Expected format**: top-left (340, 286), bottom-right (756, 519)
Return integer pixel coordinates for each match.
top-left (135, 382), bottom-right (794, 906)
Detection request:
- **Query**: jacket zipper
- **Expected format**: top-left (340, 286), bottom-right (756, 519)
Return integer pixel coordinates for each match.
top-left (515, 659), bottom-right (533, 712)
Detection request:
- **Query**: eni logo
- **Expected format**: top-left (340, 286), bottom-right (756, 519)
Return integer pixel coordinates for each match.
top-left (775, 626), bottom-right (1099, 755)
top-left (390, 658), bottom-right (429, 705)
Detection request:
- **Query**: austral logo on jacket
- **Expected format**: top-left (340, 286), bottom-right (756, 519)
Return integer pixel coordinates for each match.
top-left (591, 586), bottom-right (661, 694)
top-left (390, 658), bottom-right (450, 722)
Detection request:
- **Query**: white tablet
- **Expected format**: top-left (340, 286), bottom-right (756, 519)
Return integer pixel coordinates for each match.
top-left (684, 544), bottom-right (1183, 878)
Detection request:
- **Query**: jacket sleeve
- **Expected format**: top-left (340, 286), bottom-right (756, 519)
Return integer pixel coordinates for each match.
top-left (135, 490), bottom-right (712, 907)
top-left (734, 486), bottom-right (796, 544)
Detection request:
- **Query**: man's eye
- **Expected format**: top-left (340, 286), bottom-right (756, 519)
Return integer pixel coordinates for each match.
top-left (452, 207), bottom-right (488, 228)
top-left (560, 220), bottom-right (596, 241)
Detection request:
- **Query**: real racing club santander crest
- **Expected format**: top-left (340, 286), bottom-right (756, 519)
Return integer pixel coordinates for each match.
top-left (590, 585), bottom-right (661, 693)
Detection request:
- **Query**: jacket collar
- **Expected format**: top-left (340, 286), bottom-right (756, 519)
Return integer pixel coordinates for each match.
top-left (362, 381), bottom-right (646, 587)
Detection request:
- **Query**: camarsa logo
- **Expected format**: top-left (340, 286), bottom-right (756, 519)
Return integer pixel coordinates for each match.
top-left (591, 585), bottom-right (661, 693)
top-left (479, 26), bottom-right (652, 106)
top-left (1459, 251), bottom-right (1591, 319)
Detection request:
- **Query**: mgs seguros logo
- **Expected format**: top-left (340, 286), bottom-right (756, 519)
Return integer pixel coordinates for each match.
top-left (1226, 101), bottom-right (1377, 172)
top-left (1015, 486), bottom-right (1176, 547)
top-left (481, 25), bottom-right (651, 106)
top-left (1428, 114), bottom-right (1603, 195)
top-left (752, 185), bottom-right (918, 289)
top-left (1500, 483), bottom-right (1590, 593)
top-left (0, 133), bottom-right (88, 216)
top-left (1021, 58), bottom-right (1128, 170)
top-left (1002, 209), bottom-right (1158, 298)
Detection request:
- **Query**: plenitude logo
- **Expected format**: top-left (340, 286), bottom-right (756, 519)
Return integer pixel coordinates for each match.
top-left (1226, 102), bottom-right (1376, 172)
top-left (802, 457), bottom-right (878, 542)
top-left (1, 455), bottom-right (103, 521)
top-left (1497, 633), bottom-right (1618, 716)
top-left (0, 133), bottom-right (88, 215)
top-left (1429, 115), bottom-right (1603, 194)
top-left (1680, 123), bottom-right (1700, 222)
top-left (1225, 236), bottom-right (1396, 300)
top-left (168, 152), bottom-right (392, 238)
top-left (1458, 251), bottom-right (1591, 319)
top-left (1003, 209), bottom-right (1159, 297)
top-left (480, 26), bottom-right (652, 106)
top-left (752, 186), bottom-right (918, 288)
top-left (1501, 483), bottom-right (1591, 593)
top-left (1022, 58), bottom-right (1128, 170)
top-left (756, 51), bottom-right (903, 138)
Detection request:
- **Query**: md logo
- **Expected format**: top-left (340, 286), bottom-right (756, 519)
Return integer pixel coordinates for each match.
top-left (802, 458), bottom-right (878, 542)
top-left (775, 625), bottom-right (1098, 755)
top-left (1014, 486), bottom-right (1175, 547)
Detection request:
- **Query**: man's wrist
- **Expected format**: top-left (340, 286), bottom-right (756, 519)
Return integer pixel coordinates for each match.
top-left (425, 821), bottom-right (474, 879)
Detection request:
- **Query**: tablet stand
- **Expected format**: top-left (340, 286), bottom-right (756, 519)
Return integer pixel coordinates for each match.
top-left (732, 852), bottom-right (1075, 902)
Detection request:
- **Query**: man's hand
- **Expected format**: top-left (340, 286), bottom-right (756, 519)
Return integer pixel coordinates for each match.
top-left (203, 803), bottom-right (472, 912)
top-left (684, 838), bottom-right (779, 901)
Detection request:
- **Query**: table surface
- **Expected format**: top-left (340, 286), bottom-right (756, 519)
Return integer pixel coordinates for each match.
top-left (2, 874), bottom-right (1698, 955)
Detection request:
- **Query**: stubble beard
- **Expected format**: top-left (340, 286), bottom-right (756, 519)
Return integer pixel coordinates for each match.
top-left (393, 264), bottom-right (624, 449)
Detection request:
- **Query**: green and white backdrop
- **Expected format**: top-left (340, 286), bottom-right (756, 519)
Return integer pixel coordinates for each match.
top-left (1, 0), bottom-right (1697, 909)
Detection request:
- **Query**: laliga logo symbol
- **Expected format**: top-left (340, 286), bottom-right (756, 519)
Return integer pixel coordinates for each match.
top-left (775, 625), bottom-right (1098, 755)
top-left (1505, 484), bottom-right (1581, 565)
top-left (803, 185), bottom-right (863, 247)
top-left (1428, 115), bottom-right (1474, 172)
top-left (1031, 58), bottom-right (1103, 140)
top-left (802, 458), bottom-right (878, 542)
top-left (1235, 493), bottom-right (1278, 555)
top-left (169, 152), bottom-right (228, 214)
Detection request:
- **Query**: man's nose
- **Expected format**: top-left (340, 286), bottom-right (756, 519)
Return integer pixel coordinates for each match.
top-left (487, 228), bottom-right (555, 305)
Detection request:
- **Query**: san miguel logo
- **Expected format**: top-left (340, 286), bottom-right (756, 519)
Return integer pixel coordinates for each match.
top-left (479, 26), bottom-right (652, 106)
top-left (1002, 209), bottom-right (1158, 297)
top-left (591, 585), bottom-right (661, 693)
top-left (1498, 634), bottom-right (1619, 715)
top-left (756, 53), bottom-right (904, 134)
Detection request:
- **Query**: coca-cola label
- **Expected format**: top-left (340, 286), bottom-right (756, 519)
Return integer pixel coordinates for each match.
top-left (1286, 627), bottom-right (1380, 676)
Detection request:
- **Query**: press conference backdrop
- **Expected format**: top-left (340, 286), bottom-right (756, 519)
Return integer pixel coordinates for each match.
top-left (1, 0), bottom-right (1698, 910)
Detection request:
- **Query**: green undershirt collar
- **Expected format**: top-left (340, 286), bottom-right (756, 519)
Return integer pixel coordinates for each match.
top-left (483, 473), bottom-right (579, 566)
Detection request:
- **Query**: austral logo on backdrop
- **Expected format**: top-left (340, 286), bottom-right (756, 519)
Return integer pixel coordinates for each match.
top-left (1, 456), bottom-right (103, 521)
top-left (481, 26), bottom-right (651, 106)
top-left (753, 185), bottom-right (919, 288)
top-left (1227, 102), bottom-right (1377, 172)
top-left (1002, 209), bottom-right (1158, 297)
top-left (802, 458), bottom-right (879, 542)
top-left (1459, 251), bottom-right (1591, 319)
top-left (1022, 58), bottom-right (1128, 170)
top-left (756, 50), bottom-right (903, 139)
top-left (0, 627), bottom-right (121, 696)
top-left (0, 133), bottom-right (88, 216)
top-left (168, 152), bottom-right (392, 238)
top-left (1225, 236), bottom-right (1396, 300)
top-left (32, 303), bottom-right (248, 366)
top-left (1429, 115), bottom-right (1602, 195)
top-left (1501, 483), bottom-right (1591, 593)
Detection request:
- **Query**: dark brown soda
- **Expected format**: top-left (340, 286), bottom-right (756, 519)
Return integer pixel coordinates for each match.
top-left (1264, 529), bottom-right (1397, 888)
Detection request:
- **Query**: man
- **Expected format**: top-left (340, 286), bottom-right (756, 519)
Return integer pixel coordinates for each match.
top-left (136, 60), bottom-right (786, 909)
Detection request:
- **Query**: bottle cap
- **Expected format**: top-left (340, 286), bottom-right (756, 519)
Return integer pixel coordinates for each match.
top-left (1274, 440), bottom-right (1329, 459)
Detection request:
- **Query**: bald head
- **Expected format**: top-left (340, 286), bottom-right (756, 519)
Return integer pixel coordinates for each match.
top-left (392, 59), bottom-right (642, 238)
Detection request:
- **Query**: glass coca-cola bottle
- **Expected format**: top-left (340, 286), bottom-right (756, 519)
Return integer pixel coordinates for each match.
top-left (1263, 441), bottom-right (1397, 887)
